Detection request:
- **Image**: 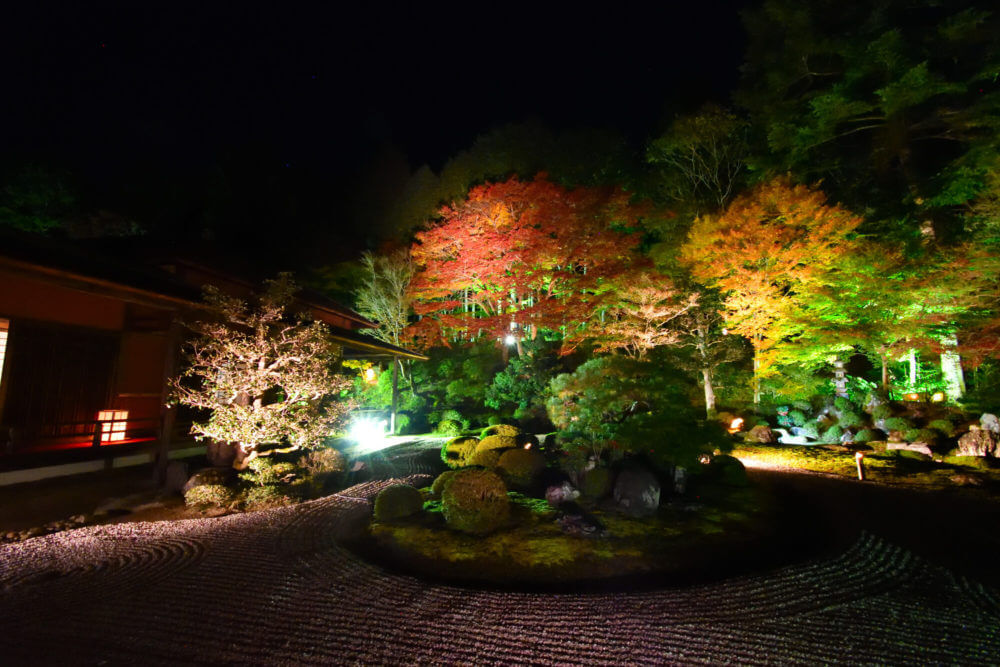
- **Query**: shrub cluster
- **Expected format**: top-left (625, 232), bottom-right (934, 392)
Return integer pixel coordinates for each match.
top-left (440, 436), bottom-right (479, 469)
top-left (184, 484), bottom-right (234, 509)
top-left (497, 448), bottom-right (545, 487)
top-left (242, 485), bottom-right (297, 509)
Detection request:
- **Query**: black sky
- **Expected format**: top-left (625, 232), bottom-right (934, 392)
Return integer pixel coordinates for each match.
top-left (1, 1), bottom-right (750, 261)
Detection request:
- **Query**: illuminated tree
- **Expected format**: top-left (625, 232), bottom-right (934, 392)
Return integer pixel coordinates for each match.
top-left (172, 275), bottom-right (354, 469)
top-left (408, 175), bottom-right (644, 352)
top-left (355, 249), bottom-right (414, 348)
top-left (594, 270), bottom-right (699, 359)
top-left (681, 179), bottom-right (863, 404)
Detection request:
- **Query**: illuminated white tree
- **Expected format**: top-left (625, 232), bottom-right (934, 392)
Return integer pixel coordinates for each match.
top-left (172, 274), bottom-right (354, 469)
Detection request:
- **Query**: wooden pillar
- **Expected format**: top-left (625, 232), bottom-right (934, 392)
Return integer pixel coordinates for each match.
top-left (156, 318), bottom-right (183, 485)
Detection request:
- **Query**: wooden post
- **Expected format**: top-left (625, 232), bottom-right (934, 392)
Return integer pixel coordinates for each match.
top-left (390, 358), bottom-right (400, 435)
top-left (156, 318), bottom-right (182, 485)
top-left (855, 451), bottom-right (865, 481)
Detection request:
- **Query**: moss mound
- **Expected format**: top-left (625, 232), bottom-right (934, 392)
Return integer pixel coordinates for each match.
top-left (441, 469), bottom-right (510, 534)
top-left (468, 447), bottom-right (502, 469)
top-left (497, 448), bottom-right (546, 487)
top-left (440, 436), bottom-right (479, 469)
top-left (477, 434), bottom-right (519, 452)
top-left (480, 424), bottom-right (523, 438)
top-left (708, 455), bottom-right (748, 487)
top-left (430, 470), bottom-right (459, 497)
top-left (374, 484), bottom-right (424, 521)
top-left (242, 484), bottom-right (297, 509)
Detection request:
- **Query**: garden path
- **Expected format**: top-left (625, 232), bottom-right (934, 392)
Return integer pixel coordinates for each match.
top-left (0, 473), bottom-right (997, 664)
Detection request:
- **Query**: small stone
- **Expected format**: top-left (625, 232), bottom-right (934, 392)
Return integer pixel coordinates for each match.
top-left (70, 514), bottom-right (88, 524)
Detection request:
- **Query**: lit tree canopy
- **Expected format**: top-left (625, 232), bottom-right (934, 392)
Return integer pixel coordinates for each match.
top-left (407, 175), bottom-right (647, 350)
top-left (172, 275), bottom-right (354, 468)
top-left (681, 179), bottom-right (863, 402)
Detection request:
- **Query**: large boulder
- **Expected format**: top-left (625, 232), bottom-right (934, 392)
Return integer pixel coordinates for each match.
top-left (707, 454), bottom-right (748, 486)
top-left (164, 461), bottom-right (190, 495)
top-left (980, 413), bottom-right (1000, 435)
top-left (183, 467), bottom-right (235, 493)
top-left (613, 467), bottom-right (661, 517)
top-left (744, 425), bottom-right (776, 444)
top-left (956, 427), bottom-right (999, 458)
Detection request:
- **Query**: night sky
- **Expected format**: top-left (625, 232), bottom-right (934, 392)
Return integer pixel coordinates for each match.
top-left (2, 2), bottom-right (749, 264)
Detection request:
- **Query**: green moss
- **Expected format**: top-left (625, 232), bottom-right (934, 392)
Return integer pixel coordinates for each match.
top-left (440, 436), bottom-right (479, 469)
top-left (928, 419), bottom-right (956, 438)
top-left (468, 448), bottom-right (502, 469)
top-left (883, 417), bottom-right (913, 432)
top-left (441, 469), bottom-right (510, 534)
top-left (241, 484), bottom-right (298, 509)
top-left (580, 467), bottom-right (613, 500)
top-left (871, 404), bottom-right (893, 420)
top-left (477, 434), bottom-right (519, 451)
top-left (480, 424), bottom-right (523, 438)
top-left (430, 470), bottom-right (459, 497)
top-left (184, 484), bottom-right (234, 509)
top-left (943, 455), bottom-right (996, 470)
top-left (374, 484), bottom-right (424, 521)
top-left (497, 448), bottom-right (546, 487)
top-left (436, 419), bottom-right (464, 436)
top-left (837, 411), bottom-right (863, 429)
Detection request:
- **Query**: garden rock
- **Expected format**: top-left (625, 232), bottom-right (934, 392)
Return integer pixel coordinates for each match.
top-left (164, 461), bottom-right (189, 495)
top-left (613, 467), bottom-right (660, 517)
top-left (545, 481), bottom-right (580, 505)
top-left (887, 442), bottom-right (934, 458)
top-left (956, 427), bottom-right (999, 458)
top-left (744, 425), bottom-right (776, 444)
top-left (556, 508), bottom-right (606, 537)
top-left (980, 413), bottom-right (1000, 435)
top-left (707, 455), bottom-right (748, 487)
top-left (183, 467), bottom-right (234, 493)
top-left (206, 441), bottom-right (238, 467)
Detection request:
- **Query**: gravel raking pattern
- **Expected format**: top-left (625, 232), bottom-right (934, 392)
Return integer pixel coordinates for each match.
top-left (0, 475), bottom-right (997, 665)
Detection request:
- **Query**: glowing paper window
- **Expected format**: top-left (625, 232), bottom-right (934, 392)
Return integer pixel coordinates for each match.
top-left (0, 318), bottom-right (8, 385)
top-left (97, 410), bottom-right (129, 443)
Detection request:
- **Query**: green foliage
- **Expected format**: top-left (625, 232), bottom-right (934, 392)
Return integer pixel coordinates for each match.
top-left (883, 417), bottom-right (914, 432)
top-left (801, 421), bottom-right (820, 439)
top-left (546, 354), bottom-right (727, 469)
top-left (242, 458), bottom-right (297, 486)
top-left (373, 484), bottom-right (424, 521)
top-left (928, 419), bottom-right (956, 438)
top-left (440, 437), bottom-right (479, 469)
top-left (0, 164), bottom-right (78, 233)
top-left (485, 339), bottom-right (565, 414)
top-left (854, 428), bottom-right (878, 444)
top-left (184, 484), bottom-right (234, 509)
top-left (833, 396), bottom-right (854, 412)
top-left (441, 469), bottom-right (510, 535)
top-left (496, 448), bottom-right (546, 488)
top-left (435, 419), bottom-right (464, 436)
top-left (789, 409), bottom-right (807, 427)
top-left (241, 485), bottom-right (297, 510)
top-left (837, 411), bottom-right (864, 429)
top-left (468, 447), bottom-right (502, 469)
top-left (821, 425), bottom-right (844, 444)
top-left (872, 404), bottom-right (894, 421)
top-left (904, 428), bottom-right (938, 444)
top-left (943, 455), bottom-right (996, 470)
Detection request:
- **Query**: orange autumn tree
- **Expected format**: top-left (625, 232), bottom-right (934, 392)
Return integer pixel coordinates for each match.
top-left (680, 179), bottom-right (862, 404)
top-left (407, 175), bottom-right (645, 352)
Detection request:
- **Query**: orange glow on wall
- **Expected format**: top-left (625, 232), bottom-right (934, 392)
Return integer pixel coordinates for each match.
top-left (97, 409), bottom-right (129, 443)
top-left (0, 318), bottom-right (8, 386)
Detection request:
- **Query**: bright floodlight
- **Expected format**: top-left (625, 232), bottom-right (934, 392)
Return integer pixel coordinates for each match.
top-left (504, 334), bottom-right (517, 346)
top-left (349, 417), bottom-right (387, 453)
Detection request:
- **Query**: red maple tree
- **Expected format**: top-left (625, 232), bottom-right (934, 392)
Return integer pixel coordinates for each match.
top-left (406, 175), bottom-right (648, 351)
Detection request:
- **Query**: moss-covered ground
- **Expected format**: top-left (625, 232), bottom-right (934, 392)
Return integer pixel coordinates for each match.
top-left (732, 444), bottom-right (1000, 490)
top-left (361, 483), bottom-right (775, 586)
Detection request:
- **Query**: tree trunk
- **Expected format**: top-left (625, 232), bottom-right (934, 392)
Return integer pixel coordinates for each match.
top-left (391, 359), bottom-right (400, 434)
top-left (752, 346), bottom-right (761, 407)
top-left (880, 354), bottom-right (889, 390)
top-left (940, 335), bottom-right (966, 400)
top-left (908, 349), bottom-right (918, 387)
top-left (702, 366), bottom-right (716, 416)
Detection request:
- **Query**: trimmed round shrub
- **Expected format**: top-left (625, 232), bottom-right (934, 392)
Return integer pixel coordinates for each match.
top-left (436, 419), bottom-right (464, 436)
top-left (497, 448), bottom-right (546, 487)
top-left (871, 404), bottom-right (893, 420)
top-left (708, 455), bottom-right (748, 486)
top-left (373, 484), bottom-right (423, 521)
top-left (477, 434), bottom-right (519, 452)
top-left (184, 484), bottom-right (234, 509)
top-left (928, 419), bottom-right (956, 438)
top-left (440, 436), bottom-right (479, 469)
top-left (242, 485), bottom-right (297, 510)
top-left (854, 428), bottom-right (878, 444)
top-left (441, 469), bottom-right (510, 534)
top-left (480, 424), bottom-right (522, 439)
top-left (883, 417), bottom-right (913, 432)
top-left (837, 411), bottom-right (863, 429)
top-left (904, 428), bottom-right (938, 444)
top-left (430, 470), bottom-right (459, 497)
top-left (801, 421), bottom-right (820, 439)
top-left (468, 447), bottom-right (502, 469)
top-left (580, 467), bottom-right (614, 500)
top-left (821, 424), bottom-right (844, 444)
top-left (789, 409), bottom-right (807, 427)
top-left (834, 396), bottom-right (855, 412)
